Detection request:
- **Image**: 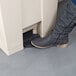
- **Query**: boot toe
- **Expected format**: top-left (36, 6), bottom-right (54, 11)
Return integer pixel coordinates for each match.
top-left (31, 37), bottom-right (51, 48)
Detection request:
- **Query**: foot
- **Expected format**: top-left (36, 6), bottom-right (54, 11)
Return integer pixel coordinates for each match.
top-left (31, 35), bottom-right (68, 49)
top-left (31, 36), bottom-right (53, 49)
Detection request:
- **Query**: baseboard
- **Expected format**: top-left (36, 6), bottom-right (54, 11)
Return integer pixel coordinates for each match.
top-left (1, 44), bottom-right (23, 56)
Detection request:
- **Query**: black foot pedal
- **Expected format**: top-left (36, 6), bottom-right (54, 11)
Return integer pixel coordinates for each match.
top-left (23, 30), bottom-right (40, 48)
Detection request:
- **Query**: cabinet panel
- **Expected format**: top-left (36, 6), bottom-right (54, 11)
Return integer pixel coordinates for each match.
top-left (41, 0), bottom-right (58, 37)
top-left (0, 0), bottom-right (23, 55)
top-left (0, 0), bottom-right (58, 55)
top-left (22, 0), bottom-right (41, 29)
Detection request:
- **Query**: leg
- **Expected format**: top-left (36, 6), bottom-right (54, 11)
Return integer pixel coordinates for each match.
top-left (31, 0), bottom-right (76, 48)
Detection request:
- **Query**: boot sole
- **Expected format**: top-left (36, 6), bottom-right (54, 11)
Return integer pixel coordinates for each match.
top-left (57, 44), bottom-right (68, 48)
top-left (31, 41), bottom-right (51, 49)
top-left (31, 41), bottom-right (68, 49)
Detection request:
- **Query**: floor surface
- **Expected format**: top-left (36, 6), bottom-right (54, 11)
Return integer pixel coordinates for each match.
top-left (0, 28), bottom-right (76, 76)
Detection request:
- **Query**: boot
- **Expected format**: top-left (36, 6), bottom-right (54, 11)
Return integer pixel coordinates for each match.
top-left (31, 0), bottom-right (76, 48)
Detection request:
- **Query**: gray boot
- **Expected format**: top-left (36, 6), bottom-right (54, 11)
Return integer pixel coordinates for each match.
top-left (31, 0), bottom-right (76, 48)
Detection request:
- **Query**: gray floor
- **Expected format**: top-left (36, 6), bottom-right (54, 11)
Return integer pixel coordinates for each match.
top-left (0, 28), bottom-right (76, 76)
